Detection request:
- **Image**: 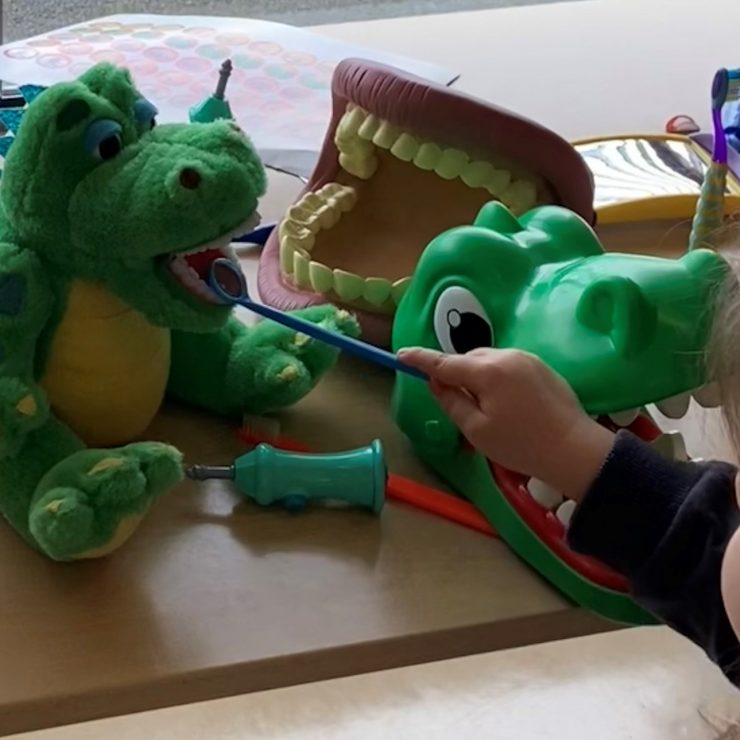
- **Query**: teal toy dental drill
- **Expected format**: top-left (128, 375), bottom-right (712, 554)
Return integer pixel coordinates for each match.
top-left (189, 58), bottom-right (234, 123)
top-left (187, 440), bottom-right (387, 513)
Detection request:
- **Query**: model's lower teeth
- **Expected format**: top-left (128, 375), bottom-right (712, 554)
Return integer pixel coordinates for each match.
top-left (278, 103), bottom-right (549, 313)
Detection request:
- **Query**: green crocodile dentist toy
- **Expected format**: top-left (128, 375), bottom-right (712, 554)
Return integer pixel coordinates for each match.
top-left (0, 62), bottom-right (359, 561)
top-left (391, 201), bottom-right (729, 624)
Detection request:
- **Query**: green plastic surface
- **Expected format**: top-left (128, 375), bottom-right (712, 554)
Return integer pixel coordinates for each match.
top-left (189, 96), bottom-right (233, 124)
top-left (421, 448), bottom-right (656, 625)
top-left (390, 201), bottom-right (728, 623)
top-left (234, 440), bottom-right (386, 512)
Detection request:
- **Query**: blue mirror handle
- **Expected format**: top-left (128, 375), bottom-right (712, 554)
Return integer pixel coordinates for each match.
top-left (243, 298), bottom-right (428, 380)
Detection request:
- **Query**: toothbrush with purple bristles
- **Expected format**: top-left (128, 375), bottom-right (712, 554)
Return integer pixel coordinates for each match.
top-left (688, 68), bottom-right (732, 250)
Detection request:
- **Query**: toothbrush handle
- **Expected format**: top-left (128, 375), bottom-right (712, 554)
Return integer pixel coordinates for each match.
top-left (241, 298), bottom-right (428, 380)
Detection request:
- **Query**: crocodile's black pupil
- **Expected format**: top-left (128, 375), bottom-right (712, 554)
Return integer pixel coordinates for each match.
top-left (447, 310), bottom-right (492, 353)
top-left (99, 134), bottom-right (121, 160)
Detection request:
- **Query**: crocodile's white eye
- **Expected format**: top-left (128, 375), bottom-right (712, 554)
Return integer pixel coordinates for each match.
top-left (433, 286), bottom-right (493, 354)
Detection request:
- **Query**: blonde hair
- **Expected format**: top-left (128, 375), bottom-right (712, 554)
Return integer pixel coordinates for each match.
top-left (707, 219), bottom-right (740, 457)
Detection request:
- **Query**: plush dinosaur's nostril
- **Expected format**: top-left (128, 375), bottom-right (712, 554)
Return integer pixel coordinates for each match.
top-left (179, 167), bottom-right (201, 190)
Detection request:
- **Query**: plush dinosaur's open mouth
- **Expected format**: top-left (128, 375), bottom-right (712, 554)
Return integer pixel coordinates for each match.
top-left (488, 385), bottom-right (720, 592)
top-left (164, 213), bottom-right (259, 304)
top-left (258, 59), bottom-right (595, 346)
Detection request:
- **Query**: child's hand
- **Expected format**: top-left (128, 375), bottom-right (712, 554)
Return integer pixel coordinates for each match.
top-left (397, 347), bottom-right (615, 500)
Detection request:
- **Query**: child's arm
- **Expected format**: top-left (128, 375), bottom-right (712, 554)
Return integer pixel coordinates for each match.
top-left (567, 430), bottom-right (740, 683)
top-left (399, 346), bottom-right (740, 684)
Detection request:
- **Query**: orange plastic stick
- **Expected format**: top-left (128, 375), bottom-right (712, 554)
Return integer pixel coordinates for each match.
top-left (387, 473), bottom-right (496, 537)
top-left (237, 427), bottom-right (497, 538)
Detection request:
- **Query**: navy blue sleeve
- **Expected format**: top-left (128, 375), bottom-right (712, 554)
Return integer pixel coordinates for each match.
top-left (566, 430), bottom-right (740, 684)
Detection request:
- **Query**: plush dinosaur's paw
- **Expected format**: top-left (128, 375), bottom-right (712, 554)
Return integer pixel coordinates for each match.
top-left (29, 442), bottom-right (183, 561)
top-left (284, 304), bottom-right (361, 373)
top-left (0, 378), bottom-right (49, 457)
top-left (243, 305), bottom-right (360, 412)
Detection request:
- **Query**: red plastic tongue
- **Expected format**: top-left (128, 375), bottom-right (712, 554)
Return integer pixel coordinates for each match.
top-left (184, 248), bottom-right (223, 280)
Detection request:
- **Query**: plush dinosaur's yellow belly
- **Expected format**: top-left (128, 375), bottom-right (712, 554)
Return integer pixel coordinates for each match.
top-left (41, 280), bottom-right (170, 447)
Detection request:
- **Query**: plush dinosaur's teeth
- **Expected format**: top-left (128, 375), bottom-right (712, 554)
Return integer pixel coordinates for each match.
top-left (171, 261), bottom-right (203, 289)
top-left (222, 243), bottom-right (239, 263)
top-left (170, 257), bottom-right (190, 276)
top-left (608, 409), bottom-right (639, 427)
top-left (693, 382), bottom-right (721, 408)
top-left (656, 392), bottom-right (691, 419)
top-left (526, 478), bottom-right (563, 509)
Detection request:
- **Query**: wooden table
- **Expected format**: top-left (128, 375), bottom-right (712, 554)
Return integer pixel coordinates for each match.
top-left (2, 0), bottom-right (738, 735)
top-left (11, 626), bottom-right (736, 740)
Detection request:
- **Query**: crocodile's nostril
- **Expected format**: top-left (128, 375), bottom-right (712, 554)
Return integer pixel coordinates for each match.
top-left (179, 167), bottom-right (201, 190)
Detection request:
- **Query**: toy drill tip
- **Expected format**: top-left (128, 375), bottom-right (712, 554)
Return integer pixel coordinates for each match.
top-left (185, 464), bottom-right (234, 481)
top-left (214, 59), bottom-right (233, 100)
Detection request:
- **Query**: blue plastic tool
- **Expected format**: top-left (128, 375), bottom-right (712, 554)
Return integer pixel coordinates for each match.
top-left (233, 222), bottom-right (276, 246)
top-left (208, 258), bottom-right (428, 380)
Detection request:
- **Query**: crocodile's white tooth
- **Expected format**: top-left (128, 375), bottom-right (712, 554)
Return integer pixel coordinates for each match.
top-left (556, 500), bottom-right (576, 528)
top-left (608, 409), bottom-right (639, 427)
top-left (656, 392), bottom-right (691, 419)
top-left (693, 382), bottom-right (722, 408)
top-left (527, 478), bottom-right (563, 509)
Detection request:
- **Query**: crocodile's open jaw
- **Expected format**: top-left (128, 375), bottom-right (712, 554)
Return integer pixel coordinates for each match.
top-left (164, 213), bottom-right (259, 305)
top-left (490, 384), bottom-right (720, 592)
top-left (259, 59), bottom-right (595, 347)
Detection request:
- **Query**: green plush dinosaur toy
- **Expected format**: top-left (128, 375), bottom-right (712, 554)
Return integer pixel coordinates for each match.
top-left (0, 62), bottom-right (358, 561)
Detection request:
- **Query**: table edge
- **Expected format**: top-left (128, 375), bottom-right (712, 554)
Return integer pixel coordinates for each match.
top-left (0, 607), bottom-right (617, 736)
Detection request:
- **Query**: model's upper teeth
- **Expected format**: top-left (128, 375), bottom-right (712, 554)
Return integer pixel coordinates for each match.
top-left (333, 104), bottom-right (539, 210)
top-left (278, 103), bottom-right (544, 312)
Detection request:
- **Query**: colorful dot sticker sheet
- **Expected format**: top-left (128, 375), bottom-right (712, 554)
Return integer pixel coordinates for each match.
top-left (0, 14), bottom-right (457, 179)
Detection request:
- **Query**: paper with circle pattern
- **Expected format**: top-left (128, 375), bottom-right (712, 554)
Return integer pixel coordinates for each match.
top-left (0, 14), bottom-right (458, 179)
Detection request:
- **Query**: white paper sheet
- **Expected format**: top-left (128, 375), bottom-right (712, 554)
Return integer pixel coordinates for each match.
top-left (0, 14), bottom-right (458, 179)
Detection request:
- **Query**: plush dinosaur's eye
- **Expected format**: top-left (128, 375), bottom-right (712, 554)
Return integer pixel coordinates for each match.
top-left (84, 119), bottom-right (123, 161)
top-left (134, 98), bottom-right (158, 130)
top-left (433, 286), bottom-right (493, 354)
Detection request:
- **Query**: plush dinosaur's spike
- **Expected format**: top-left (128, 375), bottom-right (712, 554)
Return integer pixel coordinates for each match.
top-left (19, 84), bottom-right (46, 105)
top-left (0, 136), bottom-right (15, 159)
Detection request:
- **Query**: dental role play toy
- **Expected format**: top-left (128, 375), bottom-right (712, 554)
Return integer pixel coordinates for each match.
top-left (258, 58), bottom-right (596, 348)
top-left (187, 440), bottom-right (387, 513)
top-left (189, 58), bottom-right (235, 125)
top-left (391, 200), bottom-right (729, 625)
